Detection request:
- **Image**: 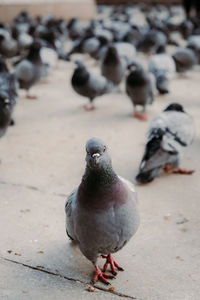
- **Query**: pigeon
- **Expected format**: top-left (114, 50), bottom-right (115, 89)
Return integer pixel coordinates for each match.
top-left (0, 28), bottom-right (18, 58)
top-left (137, 29), bottom-right (167, 54)
top-left (71, 60), bottom-right (112, 110)
top-left (67, 18), bottom-right (87, 41)
top-left (136, 103), bottom-right (195, 184)
top-left (126, 62), bottom-right (155, 120)
top-left (0, 60), bottom-right (18, 135)
top-left (182, 0), bottom-right (200, 19)
top-left (187, 35), bottom-right (200, 64)
top-left (15, 40), bottom-right (44, 99)
top-left (65, 137), bottom-right (140, 284)
top-left (172, 47), bottom-right (198, 74)
top-left (148, 45), bottom-right (176, 94)
top-left (101, 44), bottom-right (126, 86)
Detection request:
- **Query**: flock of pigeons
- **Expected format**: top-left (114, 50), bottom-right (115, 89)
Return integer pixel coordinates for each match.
top-left (0, 3), bottom-right (198, 285)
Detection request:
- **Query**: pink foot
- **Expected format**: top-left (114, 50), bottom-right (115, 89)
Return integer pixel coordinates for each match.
top-left (93, 265), bottom-right (114, 285)
top-left (82, 104), bottom-right (96, 111)
top-left (102, 254), bottom-right (124, 276)
top-left (139, 113), bottom-right (147, 121)
top-left (26, 94), bottom-right (38, 100)
top-left (133, 111), bottom-right (140, 119)
top-left (173, 168), bottom-right (195, 175)
top-left (164, 165), bottom-right (194, 174)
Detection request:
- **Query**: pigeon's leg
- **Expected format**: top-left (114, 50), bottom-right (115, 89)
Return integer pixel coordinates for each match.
top-left (102, 254), bottom-right (124, 275)
top-left (139, 106), bottom-right (147, 121)
top-left (83, 100), bottom-right (96, 111)
top-left (93, 265), bottom-right (114, 285)
top-left (133, 106), bottom-right (140, 119)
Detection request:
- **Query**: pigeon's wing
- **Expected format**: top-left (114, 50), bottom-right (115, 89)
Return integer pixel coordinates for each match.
top-left (118, 175), bottom-right (135, 193)
top-left (150, 111), bottom-right (195, 150)
top-left (118, 175), bottom-right (139, 204)
top-left (65, 188), bottom-right (78, 242)
top-left (89, 73), bottom-right (111, 96)
top-left (15, 60), bottom-right (35, 82)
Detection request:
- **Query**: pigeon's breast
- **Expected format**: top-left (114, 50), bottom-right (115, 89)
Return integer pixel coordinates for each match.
top-left (78, 180), bottom-right (129, 212)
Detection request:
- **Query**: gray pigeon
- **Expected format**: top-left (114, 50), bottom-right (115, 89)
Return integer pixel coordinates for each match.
top-left (0, 28), bottom-right (18, 58)
top-left (126, 62), bottom-right (155, 120)
top-left (172, 47), bottom-right (197, 73)
top-left (148, 45), bottom-right (176, 94)
top-left (65, 137), bottom-right (140, 284)
top-left (15, 40), bottom-right (44, 99)
top-left (0, 65), bottom-right (18, 137)
top-left (101, 44), bottom-right (126, 86)
top-left (136, 103), bottom-right (195, 184)
top-left (71, 61), bottom-right (112, 110)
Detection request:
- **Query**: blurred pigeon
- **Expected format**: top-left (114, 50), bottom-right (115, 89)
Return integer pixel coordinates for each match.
top-left (126, 63), bottom-right (155, 120)
top-left (0, 28), bottom-right (18, 58)
top-left (172, 47), bottom-right (198, 73)
top-left (71, 61), bottom-right (113, 110)
top-left (101, 45), bottom-right (126, 86)
top-left (15, 40), bottom-right (44, 99)
top-left (0, 60), bottom-right (18, 135)
top-left (65, 137), bottom-right (140, 284)
top-left (187, 35), bottom-right (200, 64)
top-left (148, 45), bottom-right (176, 94)
top-left (137, 29), bottom-right (167, 54)
top-left (67, 18), bottom-right (87, 41)
top-left (136, 103), bottom-right (195, 184)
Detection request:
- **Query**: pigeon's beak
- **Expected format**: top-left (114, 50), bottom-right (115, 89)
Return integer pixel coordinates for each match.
top-left (92, 153), bottom-right (100, 164)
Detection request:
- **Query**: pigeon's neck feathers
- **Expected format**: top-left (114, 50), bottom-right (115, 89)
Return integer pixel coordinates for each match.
top-left (78, 165), bottom-right (126, 209)
top-left (72, 67), bottom-right (89, 86)
top-left (83, 166), bottom-right (118, 191)
top-left (104, 49), bottom-right (120, 64)
top-left (127, 70), bottom-right (147, 86)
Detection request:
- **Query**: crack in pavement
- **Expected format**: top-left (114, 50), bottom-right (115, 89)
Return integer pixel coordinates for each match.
top-left (1, 257), bottom-right (138, 299)
top-left (0, 180), bottom-right (67, 198)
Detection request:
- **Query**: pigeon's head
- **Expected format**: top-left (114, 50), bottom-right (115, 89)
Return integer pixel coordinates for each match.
top-left (164, 103), bottom-right (184, 113)
top-left (85, 137), bottom-right (111, 169)
top-left (74, 59), bottom-right (85, 69)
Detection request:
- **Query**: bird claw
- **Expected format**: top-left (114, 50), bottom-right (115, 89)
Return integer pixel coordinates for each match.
top-left (133, 111), bottom-right (147, 121)
top-left (93, 265), bottom-right (114, 285)
top-left (139, 113), bottom-right (147, 121)
top-left (102, 254), bottom-right (124, 275)
top-left (173, 168), bottom-right (195, 175)
top-left (164, 165), bottom-right (194, 175)
top-left (26, 94), bottom-right (38, 100)
top-left (82, 104), bottom-right (95, 111)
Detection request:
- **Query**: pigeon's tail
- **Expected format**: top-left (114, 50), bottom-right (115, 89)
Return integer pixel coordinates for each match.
top-left (135, 168), bottom-right (160, 184)
top-left (156, 74), bottom-right (169, 94)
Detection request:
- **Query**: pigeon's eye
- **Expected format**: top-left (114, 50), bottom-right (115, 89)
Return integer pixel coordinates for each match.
top-left (103, 146), bottom-right (106, 152)
top-left (86, 149), bottom-right (90, 154)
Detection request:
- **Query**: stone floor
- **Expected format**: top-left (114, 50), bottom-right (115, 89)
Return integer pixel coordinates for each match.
top-left (0, 57), bottom-right (200, 300)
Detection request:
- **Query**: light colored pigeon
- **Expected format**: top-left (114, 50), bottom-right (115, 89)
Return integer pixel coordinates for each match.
top-left (136, 103), bottom-right (195, 184)
top-left (148, 45), bottom-right (176, 94)
top-left (65, 137), bottom-right (140, 284)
